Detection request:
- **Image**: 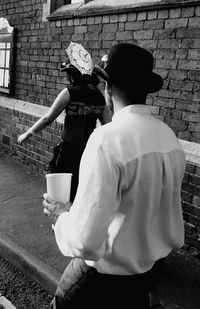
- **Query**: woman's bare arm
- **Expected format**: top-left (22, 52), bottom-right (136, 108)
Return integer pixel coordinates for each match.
top-left (18, 88), bottom-right (70, 144)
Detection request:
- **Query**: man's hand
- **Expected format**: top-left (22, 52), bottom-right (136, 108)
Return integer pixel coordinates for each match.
top-left (43, 193), bottom-right (72, 223)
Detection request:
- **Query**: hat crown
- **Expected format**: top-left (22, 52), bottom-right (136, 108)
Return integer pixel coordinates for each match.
top-left (106, 43), bottom-right (154, 77)
top-left (102, 43), bottom-right (163, 93)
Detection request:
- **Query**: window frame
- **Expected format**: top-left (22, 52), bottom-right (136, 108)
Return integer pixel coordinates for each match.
top-left (50, 0), bottom-right (90, 13)
top-left (0, 18), bottom-right (16, 95)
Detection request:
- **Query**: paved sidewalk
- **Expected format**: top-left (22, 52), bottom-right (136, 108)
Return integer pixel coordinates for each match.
top-left (0, 151), bottom-right (71, 295)
top-left (0, 150), bottom-right (200, 308)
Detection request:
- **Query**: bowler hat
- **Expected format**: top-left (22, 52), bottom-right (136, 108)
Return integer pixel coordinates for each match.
top-left (95, 43), bottom-right (163, 94)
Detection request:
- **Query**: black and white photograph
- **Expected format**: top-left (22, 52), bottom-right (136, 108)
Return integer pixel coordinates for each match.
top-left (0, 1), bottom-right (200, 308)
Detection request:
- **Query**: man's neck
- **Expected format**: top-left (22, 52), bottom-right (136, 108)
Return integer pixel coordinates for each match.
top-left (108, 84), bottom-right (147, 114)
top-left (113, 96), bottom-right (146, 114)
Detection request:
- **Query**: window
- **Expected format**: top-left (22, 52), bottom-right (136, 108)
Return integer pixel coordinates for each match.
top-left (50, 0), bottom-right (89, 13)
top-left (50, 0), bottom-right (71, 13)
top-left (0, 18), bottom-right (15, 94)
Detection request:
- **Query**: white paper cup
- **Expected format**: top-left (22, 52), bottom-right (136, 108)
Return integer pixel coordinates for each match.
top-left (46, 173), bottom-right (72, 203)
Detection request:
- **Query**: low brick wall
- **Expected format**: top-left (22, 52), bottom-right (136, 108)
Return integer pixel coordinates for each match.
top-left (182, 160), bottom-right (200, 250)
top-left (0, 97), bottom-right (64, 173)
top-left (0, 96), bottom-right (200, 251)
top-left (178, 139), bottom-right (200, 251)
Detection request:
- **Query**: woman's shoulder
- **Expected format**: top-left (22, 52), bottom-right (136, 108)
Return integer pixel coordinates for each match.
top-left (67, 85), bottom-right (81, 93)
top-left (67, 85), bottom-right (104, 106)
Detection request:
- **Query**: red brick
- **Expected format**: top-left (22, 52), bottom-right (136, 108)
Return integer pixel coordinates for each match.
top-left (103, 23), bottom-right (118, 33)
top-left (165, 18), bottom-right (188, 28)
top-left (133, 30), bottom-right (153, 40)
top-left (116, 31), bottom-right (132, 40)
top-left (188, 17), bottom-right (200, 27)
top-left (182, 7), bottom-right (194, 17)
top-left (169, 8), bottom-right (181, 18)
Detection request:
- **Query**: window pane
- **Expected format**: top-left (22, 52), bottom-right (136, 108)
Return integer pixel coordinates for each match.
top-left (4, 69), bottom-right (9, 87)
top-left (6, 50), bottom-right (10, 68)
top-left (0, 69), bottom-right (4, 86)
top-left (0, 50), bottom-right (5, 67)
top-left (0, 18), bottom-right (14, 93)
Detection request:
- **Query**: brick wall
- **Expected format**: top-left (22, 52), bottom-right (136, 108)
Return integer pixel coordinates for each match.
top-left (1, 0), bottom-right (200, 251)
top-left (0, 1), bottom-right (200, 141)
top-left (182, 161), bottom-right (200, 251)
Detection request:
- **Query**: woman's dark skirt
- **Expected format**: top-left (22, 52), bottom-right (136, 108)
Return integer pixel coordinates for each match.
top-left (48, 141), bottom-right (85, 202)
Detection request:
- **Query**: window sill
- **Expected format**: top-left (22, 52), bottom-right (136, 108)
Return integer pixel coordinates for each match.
top-left (47, 0), bottom-right (200, 21)
top-left (47, 3), bottom-right (83, 21)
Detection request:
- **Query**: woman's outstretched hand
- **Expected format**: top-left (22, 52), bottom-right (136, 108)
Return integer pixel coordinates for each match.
top-left (18, 132), bottom-right (29, 145)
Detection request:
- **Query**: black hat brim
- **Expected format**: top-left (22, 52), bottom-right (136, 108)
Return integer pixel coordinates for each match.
top-left (147, 72), bottom-right (163, 93)
top-left (94, 65), bottom-right (163, 94)
top-left (94, 65), bottom-right (110, 81)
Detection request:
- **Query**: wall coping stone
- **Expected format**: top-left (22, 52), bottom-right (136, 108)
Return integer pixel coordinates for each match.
top-left (179, 139), bottom-right (200, 165)
top-left (0, 96), bottom-right (65, 124)
top-left (47, 0), bottom-right (200, 21)
top-left (0, 96), bottom-right (199, 165)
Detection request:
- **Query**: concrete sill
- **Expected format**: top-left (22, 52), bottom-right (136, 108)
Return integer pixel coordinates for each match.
top-left (47, 0), bottom-right (200, 21)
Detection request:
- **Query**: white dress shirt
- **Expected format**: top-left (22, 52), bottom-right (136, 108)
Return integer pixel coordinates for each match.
top-left (54, 105), bottom-right (186, 275)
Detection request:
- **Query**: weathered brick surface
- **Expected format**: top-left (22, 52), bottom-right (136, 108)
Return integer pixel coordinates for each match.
top-left (0, 1), bottom-right (199, 142)
top-left (182, 161), bottom-right (200, 250)
top-left (0, 102), bottom-right (62, 174)
top-left (1, 0), bottom-right (200, 251)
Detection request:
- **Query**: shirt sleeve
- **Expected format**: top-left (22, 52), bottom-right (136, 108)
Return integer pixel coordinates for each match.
top-left (54, 129), bottom-right (121, 261)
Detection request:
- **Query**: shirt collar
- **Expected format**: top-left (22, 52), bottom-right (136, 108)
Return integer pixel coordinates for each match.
top-left (112, 105), bottom-right (151, 122)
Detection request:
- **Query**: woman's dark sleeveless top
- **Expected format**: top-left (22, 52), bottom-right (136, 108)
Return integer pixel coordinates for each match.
top-left (61, 85), bottom-right (105, 146)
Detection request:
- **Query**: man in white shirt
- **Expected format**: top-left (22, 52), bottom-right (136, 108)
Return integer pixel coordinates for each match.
top-left (43, 43), bottom-right (186, 309)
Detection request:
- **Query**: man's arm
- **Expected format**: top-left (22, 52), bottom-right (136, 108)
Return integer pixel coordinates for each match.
top-left (53, 131), bottom-right (121, 260)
